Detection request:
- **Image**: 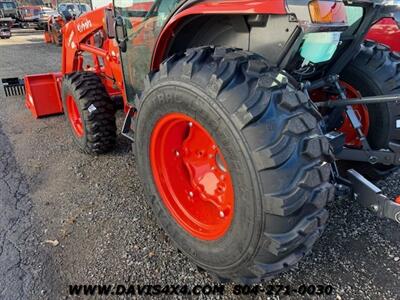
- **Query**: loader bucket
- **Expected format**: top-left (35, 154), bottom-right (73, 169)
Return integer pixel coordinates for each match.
top-left (1, 78), bottom-right (25, 96)
top-left (24, 73), bottom-right (63, 118)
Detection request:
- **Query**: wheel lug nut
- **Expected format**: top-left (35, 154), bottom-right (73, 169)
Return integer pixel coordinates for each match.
top-left (219, 211), bottom-right (225, 218)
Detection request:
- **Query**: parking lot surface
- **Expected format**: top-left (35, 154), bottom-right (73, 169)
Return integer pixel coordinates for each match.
top-left (0, 29), bottom-right (399, 299)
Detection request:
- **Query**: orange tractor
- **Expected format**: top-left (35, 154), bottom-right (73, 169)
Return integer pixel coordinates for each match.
top-left (25, 4), bottom-right (122, 118)
top-left (44, 14), bottom-right (65, 45)
top-left (44, 3), bottom-right (92, 46)
top-left (3, 0), bottom-right (400, 283)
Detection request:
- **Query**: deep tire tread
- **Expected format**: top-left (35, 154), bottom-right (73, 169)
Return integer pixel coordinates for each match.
top-left (141, 46), bottom-right (333, 283)
top-left (62, 72), bottom-right (116, 154)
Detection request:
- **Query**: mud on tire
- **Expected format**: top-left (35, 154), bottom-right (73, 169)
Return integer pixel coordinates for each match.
top-left (62, 72), bottom-right (116, 154)
top-left (135, 47), bottom-right (334, 282)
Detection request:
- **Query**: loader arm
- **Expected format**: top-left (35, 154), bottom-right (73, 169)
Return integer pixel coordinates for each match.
top-left (61, 5), bottom-right (124, 99)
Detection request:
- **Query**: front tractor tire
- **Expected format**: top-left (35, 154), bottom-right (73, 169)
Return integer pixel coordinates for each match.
top-left (62, 72), bottom-right (117, 154)
top-left (135, 47), bottom-right (334, 282)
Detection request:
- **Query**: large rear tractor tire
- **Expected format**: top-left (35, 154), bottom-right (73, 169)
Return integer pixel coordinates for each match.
top-left (62, 72), bottom-right (116, 154)
top-left (135, 47), bottom-right (334, 282)
top-left (341, 41), bottom-right (400, 179)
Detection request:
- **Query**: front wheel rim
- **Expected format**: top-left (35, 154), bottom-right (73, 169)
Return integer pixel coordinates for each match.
top-left (66, 95), bottom-right (84, 137)
top-left (150, 113), bottom-right (234, 241)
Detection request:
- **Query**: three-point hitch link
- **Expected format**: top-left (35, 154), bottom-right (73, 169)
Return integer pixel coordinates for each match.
top-left (305, 75), bottom-right (400, 224)
top-left (347, 169), bottom-right (400, 224)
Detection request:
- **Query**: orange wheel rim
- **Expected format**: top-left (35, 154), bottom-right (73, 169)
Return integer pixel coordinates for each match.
top-left (66, 95), bottom-right (84, 137)
top-left (150, 113), bottom-right (234, 240)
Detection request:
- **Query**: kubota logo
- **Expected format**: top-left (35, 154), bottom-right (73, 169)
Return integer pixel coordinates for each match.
top-left (77, 19), bottom-right (92, 32)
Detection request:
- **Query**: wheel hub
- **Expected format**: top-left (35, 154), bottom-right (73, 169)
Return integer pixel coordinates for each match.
top-left (150, 113), bottom-right (234, 240)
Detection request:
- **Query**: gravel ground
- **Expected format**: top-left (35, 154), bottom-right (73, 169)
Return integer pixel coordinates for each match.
top-left (0, 29), bottom-right (399, 300)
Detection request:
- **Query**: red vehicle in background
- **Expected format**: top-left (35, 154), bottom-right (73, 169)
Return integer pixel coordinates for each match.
top-left (368, 17), bottom-right (400, 51)
top-left (16, 5), bottom-right (41, 28)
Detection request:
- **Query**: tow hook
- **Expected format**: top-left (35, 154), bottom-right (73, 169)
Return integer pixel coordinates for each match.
top-left (347, 169), bottom-right (400, 224)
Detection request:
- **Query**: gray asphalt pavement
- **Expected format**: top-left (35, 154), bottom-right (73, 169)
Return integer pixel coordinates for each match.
top-left (0, 29), bottom-right (399, 299)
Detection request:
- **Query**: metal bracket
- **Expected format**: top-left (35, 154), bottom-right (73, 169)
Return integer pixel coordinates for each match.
top-left (325, 131), bottom-right (345, 155)
top-left (347, 169), bottom-right (400, 224)
top-left (320, 77), bottom-right (400, 165)
top-left (121, 107), bottom-right (136, 143)
top-left (337, 148), bottom-right (400, 165)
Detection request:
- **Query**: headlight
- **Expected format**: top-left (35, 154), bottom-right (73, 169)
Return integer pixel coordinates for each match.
top-left (309, 0), bottom-right (347, 23)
